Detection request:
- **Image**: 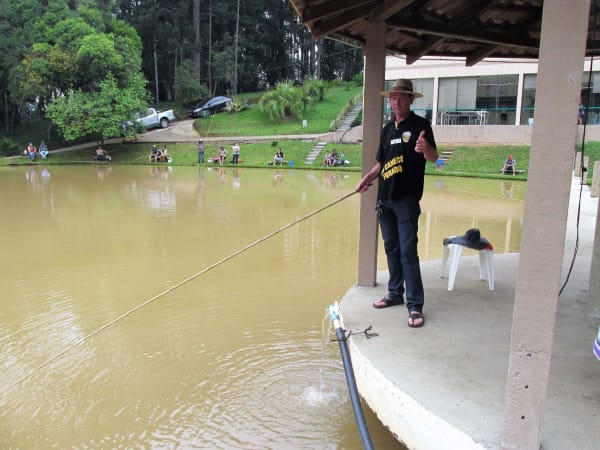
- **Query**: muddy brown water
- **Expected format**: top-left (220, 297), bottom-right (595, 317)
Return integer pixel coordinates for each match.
top-left (0, 165), bottom-right (524, 448)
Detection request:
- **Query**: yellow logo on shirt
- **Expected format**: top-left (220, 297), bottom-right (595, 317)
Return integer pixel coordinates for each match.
top-left (382, 155), bottom-right (403, 179)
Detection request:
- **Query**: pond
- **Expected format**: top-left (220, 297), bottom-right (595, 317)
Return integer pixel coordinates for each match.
top-left (0, 165), bottom-right (525, 449)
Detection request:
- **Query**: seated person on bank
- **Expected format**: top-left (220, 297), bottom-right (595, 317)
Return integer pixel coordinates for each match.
top-left (94, 146), bottom-right (111, 161)
top-left (273, 148), bottom-right (284, 166)
top-left (501, 154), bottom-right (516, 175)
top-left (26, 142), bottom-right (37, 160)
top-left (39, 141), bottom-right (49, 159)
top-left (149, 145), bottom-right (160, 162)
top-left (330, 149), bottom-right (339, 166)
top-left (159, 145), bottom-right (168, 162)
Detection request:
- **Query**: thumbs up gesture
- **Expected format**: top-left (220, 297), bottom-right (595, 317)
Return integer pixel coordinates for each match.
top-left (415, 130), bottom-right (427, 153)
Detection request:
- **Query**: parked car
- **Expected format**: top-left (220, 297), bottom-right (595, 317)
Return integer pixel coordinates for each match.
top-left (189, 96), bottom-right (232, 118)
top-left (121, 107), bottom-right (175, 135)
top-left (136, 107), bottom-right (175, 129)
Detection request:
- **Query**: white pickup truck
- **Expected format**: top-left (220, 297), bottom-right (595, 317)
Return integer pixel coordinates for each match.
top-left (136, 107), bottom-right (175, 129)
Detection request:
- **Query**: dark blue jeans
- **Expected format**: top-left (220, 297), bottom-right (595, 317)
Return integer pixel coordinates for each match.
top-left (378, 197), bottom-right (424, 312)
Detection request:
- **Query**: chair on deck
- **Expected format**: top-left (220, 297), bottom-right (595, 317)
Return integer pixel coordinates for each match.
top-left (441, 228), bottom-right (494, 291)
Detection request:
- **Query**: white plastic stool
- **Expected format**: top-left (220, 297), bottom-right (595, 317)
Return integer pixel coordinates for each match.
top-left (441, 242), bottom-right (494, 291)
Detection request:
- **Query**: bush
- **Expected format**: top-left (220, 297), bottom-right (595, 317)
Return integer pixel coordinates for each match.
top-left (0, 137), bottom-right (20, 156)
top-left (227, 96), bottom-right (249, 113)
top-left (352, 72), bottom-right (364, 86)
top-left (175, 60), bottom-right (209, 106)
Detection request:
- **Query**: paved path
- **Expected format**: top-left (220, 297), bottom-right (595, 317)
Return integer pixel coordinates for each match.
top-left (134, 119), bottom-right (325, 144)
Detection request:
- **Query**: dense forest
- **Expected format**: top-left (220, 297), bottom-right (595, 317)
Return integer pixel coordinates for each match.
top-left (0, 0), bottom-right (363, 137)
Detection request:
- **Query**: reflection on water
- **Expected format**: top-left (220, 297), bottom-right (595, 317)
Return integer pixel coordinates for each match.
top-left (0, 166), bottom-right (524, 449)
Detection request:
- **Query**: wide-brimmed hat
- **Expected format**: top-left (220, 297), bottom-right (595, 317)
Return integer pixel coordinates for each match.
top-left (380, 79), bottom-right (422, 98)
top-left (443, 228), bottom-right (493, 250)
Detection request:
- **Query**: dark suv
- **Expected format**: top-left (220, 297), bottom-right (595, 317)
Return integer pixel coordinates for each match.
top-left (188, 96), bottom-right (232, 118)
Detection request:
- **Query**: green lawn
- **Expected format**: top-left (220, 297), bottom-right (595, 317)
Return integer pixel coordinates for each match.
top-left (428, 144), bottom-right (530, 180)
top-left (576, 141), bottom-right (600, 181)
top-left (192, 85), bottom-right (363, 137)
top-left (6, 139), bottom-right (600, 186)
top-left (2, 140), bottom-right (365, 170)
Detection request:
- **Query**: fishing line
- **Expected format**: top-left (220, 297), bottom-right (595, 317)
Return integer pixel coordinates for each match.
top-left (1, 189), bottom-right (358, 396)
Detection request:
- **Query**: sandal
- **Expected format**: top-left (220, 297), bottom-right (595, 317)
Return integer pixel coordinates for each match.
top-left (372, 296), bottom-right (404, 309)
top-left (408, 311), bottom-right (425, 328)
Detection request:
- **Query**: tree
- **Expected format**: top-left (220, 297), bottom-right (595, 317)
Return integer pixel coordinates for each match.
top-left (232, 0), bottom-right (240, 95)
top-left (16, 5), bottom-right (148, 143)
top-left (46, 74), bottom-right (148, 145)
top-left (175, 60), bottom-right (208, 105)
top-left (0, 0), bottom-right (46, 132)
top-left (193, 0), bottom-right (201, 82)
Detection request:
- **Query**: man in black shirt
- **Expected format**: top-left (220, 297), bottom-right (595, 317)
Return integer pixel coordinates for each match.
top-left (356, 79), bottom-right (438, 328)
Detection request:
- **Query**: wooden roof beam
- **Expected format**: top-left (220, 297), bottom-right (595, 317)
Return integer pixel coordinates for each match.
top-left (404, 0), bottom-right (499, 65)
top-left (387, 17), bottom-right (539, 51)
top-left (406, 36), bottom-right (447, 64)
top-left (311, 9), bottom-right (367, 37)
top-left (370, 0), bottom-right (416, 21)
top-left (466, 44), bottom-right (501, 66)
top-left (301, 0), bottom-right (374, 26)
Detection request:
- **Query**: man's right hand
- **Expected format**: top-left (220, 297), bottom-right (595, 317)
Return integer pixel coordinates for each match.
top-left (356, 177), bottom-right (372, 193)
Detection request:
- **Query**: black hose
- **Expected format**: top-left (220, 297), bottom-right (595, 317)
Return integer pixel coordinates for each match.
top-left (330, 303), bottom-right (374, 450)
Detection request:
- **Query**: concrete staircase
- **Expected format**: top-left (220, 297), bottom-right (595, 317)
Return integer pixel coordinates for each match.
top-left (439, 148), bottom-right (454, 163)
top-left (304, 100), bottom-right (363, 165)
top-left (337, 101), bottom-right (363, 131)
top-left (304, 142), bottom-right (328, 165)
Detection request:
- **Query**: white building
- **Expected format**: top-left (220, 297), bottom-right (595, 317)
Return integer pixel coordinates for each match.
top-left (386, 56), bottom-right (600, 125)
top-left (381, 56), bottom-right (600, 143)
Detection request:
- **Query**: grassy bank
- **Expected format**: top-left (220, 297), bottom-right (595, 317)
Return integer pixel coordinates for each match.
top-left (2, 140), bottom-right (364, 170)
top-left (6, 140), bottom-right (600, 183)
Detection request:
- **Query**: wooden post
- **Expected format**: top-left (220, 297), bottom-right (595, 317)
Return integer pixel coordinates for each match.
top-left (357, 21), bottom-right (386, 286)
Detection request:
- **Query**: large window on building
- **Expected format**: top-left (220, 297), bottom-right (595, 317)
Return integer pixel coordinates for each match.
top-left (520, 72), bottom-right (600, 125)
top-left (581, 71), bottom-right (600, 124)
top-left (437, 75), bottom-right (518, 125)
top-left (411, 78), bottom-right (434, 121)
top-left (475, 74), bottom-right (518, 125)
top-left (520, 74), bottom-right (536, 125)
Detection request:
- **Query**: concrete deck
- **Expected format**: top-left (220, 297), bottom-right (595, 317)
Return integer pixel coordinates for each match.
top-left (339, 177), bottom-right (600, 450)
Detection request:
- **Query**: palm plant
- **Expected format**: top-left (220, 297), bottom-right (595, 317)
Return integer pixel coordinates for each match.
top-left (303, 77), bottom-right (328, 101)
top-left (258, 81), bottom-right (312, 120)
top-left (227, 96), bottom-right (248, 113)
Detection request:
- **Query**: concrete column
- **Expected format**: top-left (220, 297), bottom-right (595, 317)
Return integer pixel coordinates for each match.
top-left (504, 217), bottom-right (512, 253)
top-left (357, 21), bottom-right (386, 286)
top-left (501, 0), bottom-right (591, 448)
top-left (574, 151), bottom-right (582, 176)
top-left (591, 160), bottom-right (600, 198)
top-left (432, 76), bottom-right (440, 125)
top-left (583, 155), bottom-right (590, 185)
top-left (515, 72), bottom-right (524, 125)
top-left (587, 189), bottom-right (600, 316)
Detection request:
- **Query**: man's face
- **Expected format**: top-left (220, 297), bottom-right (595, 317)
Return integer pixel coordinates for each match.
top-left (389, 92), bottom-right (413, 118)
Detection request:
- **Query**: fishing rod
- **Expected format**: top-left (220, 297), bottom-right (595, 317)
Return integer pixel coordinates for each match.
top-left (2, 189), bottom-right (359, 396)
top-left (329, 301), bottom-right (374, 450)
